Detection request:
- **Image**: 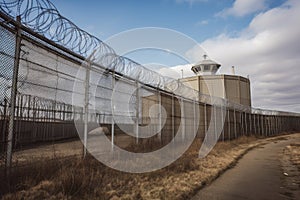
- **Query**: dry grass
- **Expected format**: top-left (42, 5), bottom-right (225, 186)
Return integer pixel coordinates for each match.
top-left (283, 142), bottom-right (300, 170)
top-left (1, 133), bottom-right (299, 200)
top-left (280, 139), bottom-right (300, 198)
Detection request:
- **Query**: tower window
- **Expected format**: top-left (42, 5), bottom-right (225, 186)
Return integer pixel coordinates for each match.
top-left (204, 65), bottom-right (210, 71)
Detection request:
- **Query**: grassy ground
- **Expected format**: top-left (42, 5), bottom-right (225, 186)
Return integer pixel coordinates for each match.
top-left (280, 139), bottom-right (300, 198)
top-left (285, 143), bottom-right (300, 169)
top-left (1, 133), bottom-right (299, 200)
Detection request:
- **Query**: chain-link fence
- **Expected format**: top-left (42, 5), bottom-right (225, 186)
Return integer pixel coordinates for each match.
top-left (0, 19), bottom-right (15, 168)
top-left (0, 0), bottom-right (300, 174)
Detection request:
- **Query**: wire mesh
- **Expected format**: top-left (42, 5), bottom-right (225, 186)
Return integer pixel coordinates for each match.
top-left (0, 1), bottom-right (300, 172)
top-left (0, 23), bottom-right (15, 168)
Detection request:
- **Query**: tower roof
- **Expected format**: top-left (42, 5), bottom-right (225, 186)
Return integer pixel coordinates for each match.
top-left (191, 54), bottom-right (221, 75)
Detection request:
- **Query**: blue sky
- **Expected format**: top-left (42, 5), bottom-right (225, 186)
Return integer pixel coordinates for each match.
top-left (50, 0), bottom-right (286, 67)
top-left (50, 0), bottom-right (300, 112)
top-left (51, 0), bottom-right (283, 44)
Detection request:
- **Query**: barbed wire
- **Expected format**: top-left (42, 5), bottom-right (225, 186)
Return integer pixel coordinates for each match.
top-left (0, 0), bottom-right (167, 90)
top-left (0, 0), bottom-right (299, 117)
top-left (0, 0), bottom-right (115, 57)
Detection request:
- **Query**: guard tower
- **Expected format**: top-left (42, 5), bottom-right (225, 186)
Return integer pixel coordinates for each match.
top-left (181, 54), bottom-right (252, 106)
top-left (191, 54), bottom-right (221, 75)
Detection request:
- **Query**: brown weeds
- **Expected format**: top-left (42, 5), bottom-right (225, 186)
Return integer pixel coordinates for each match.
top-left (1, 134), bottom-right (298, 200)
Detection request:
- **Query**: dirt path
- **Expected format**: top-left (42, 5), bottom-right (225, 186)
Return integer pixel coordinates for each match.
top-left (191, 136), bottom-right (300, 200)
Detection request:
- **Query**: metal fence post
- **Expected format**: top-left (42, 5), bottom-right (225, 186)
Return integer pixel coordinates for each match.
top-left (135, 81), bottom-right (140, 144)
top-left (262, 115), bottom-right (265, 137)
top-left (273, 116), bottom-right (276, 135)
top-left (256, 114), bottom-right (259, 135)
top-left (111, 73), bottom-right (115, 149)
top-left (265, 116), bottom-right (268, 136)
top-left (274, 116), bottom-right (277, 134)
top-left (270, 116), bottom-right (273, 135)
top-left (245, 112), bottom-right (248, 135)
top-left (269, 116), bottom-right (271, 136)
top-left (158, 91), bottom-right (162, 142)
top-left (6, 16), bottom-right (22, 171)
top-left (227, 108), bottom-right (230, 140)
top-left (240, 111), bottom-right (243, 135)
top-left (181, 98), bottom-right (185, 140)
top-left (249, 113), bottom-right (252, 134)
top-left (268, 116), bottom-right (273, 135)
top-left (204, 103), bottom-right (207, 135)
top-left (171, 94), bottom-right (175, 142)
top-left (277, 116), bottom-right (279, 134)
top-left (260, 115), bottom-right (263, 137)
top-left (265, 116), bottom-right (270, 136)
top-left (83, 62), bottom-right (91, 158)
top-left (254, 114), bottom-right (257, 135)
top-left (214, 105), bottom-right (217, 141)
top-left (234, 107), bottom-right (237, 139)
top-left (263, 115), bottom-right (266, 137)
top-left (258, 114), bottom-right (263, 136)
top-left (260, 115), bottom-right (263, 136)
top-left (276, 116), bottom-right (279, 134)
top-left (193, 100), bottom-right (196, 137)
top-left (221, 105), bottom-right (224, 141)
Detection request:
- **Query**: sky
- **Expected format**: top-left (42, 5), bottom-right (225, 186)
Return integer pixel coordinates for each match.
top-left (51, 0), bottom-right (300, 113)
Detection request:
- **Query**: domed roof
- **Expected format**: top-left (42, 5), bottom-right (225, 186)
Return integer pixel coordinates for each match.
top-left (191, 54), bottom-right (221, 75)
top-left (195, 56), bottom-right (221, 66)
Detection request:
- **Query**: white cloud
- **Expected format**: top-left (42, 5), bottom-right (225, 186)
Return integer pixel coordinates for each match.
top-left (218, 0), bottom-right (268, 17)
top-left (176, 0), bottom-right (300, 112)
top-left (159, 63), bottom-right (194, 79)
